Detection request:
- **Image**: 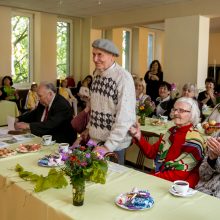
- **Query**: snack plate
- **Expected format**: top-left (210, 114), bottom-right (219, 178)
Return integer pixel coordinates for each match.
top-left (0, 149), bottom-right (17, 158)
top-left (16, 144), bottom-right (42, 153)
top-left (150, 120), bottom-right (165, 126)
top-left (169, 186), bottom-right (197, 197)
top-left (115, 193), bottom-right (154, 211)
top-left (38, 155), bottom-right (64, 167)
top-left (38, 161), bottom-right (64, 167)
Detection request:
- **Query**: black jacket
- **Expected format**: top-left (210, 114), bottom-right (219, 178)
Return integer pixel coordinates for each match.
top-left (18, 94), bottom-right (76, 145)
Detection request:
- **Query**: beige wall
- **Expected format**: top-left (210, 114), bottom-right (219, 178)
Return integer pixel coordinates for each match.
top-left (164, 16), bottom-right (209, 90)
top-left (0, 6), bottom-right (11, 81)
top-left (90, 29), bottom-right (102, 74)
top-left (209, 33), bottom-right (220, 65)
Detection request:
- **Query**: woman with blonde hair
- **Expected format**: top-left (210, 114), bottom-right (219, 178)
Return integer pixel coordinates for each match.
top-left (59, 79), bottom-right (78, 116)
top-left (134, 77), bottom-right (153, 113)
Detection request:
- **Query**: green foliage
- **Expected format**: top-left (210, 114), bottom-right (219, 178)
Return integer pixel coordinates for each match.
top-left (11, 16), bottom-right (30, 83)
top-left (15, 164), bottom-right (68, 192)
top-left (57, 21), bottom-right (70, 79)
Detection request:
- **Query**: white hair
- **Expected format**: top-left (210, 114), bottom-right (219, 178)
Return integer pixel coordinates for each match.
top-left (175, 97), bottom-right (201, 126)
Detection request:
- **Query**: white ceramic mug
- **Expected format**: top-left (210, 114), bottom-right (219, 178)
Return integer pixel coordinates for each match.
top-left (59, 143), bottom-right (69, 153)
top-left (173, 180), bottom-right (189, 194)
top-left (42, 135), bottom-right (52, 145)
top-left (160, 115), bottom-right (168, 123)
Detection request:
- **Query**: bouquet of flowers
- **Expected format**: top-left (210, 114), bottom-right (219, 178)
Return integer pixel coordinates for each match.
top-left (62, 143), bottom-right (108, 206)
top-left (137, 97), bottom-right (155, 117)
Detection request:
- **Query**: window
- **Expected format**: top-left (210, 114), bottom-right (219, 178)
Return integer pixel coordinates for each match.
top-left (57, 20), bottom-right (72, 79)
top-left (122, 30), bottom-right (131, 71)
top-left (147, 33), bottom-right (155, 68)
top-left (11, 13), bottom-right (33, 83)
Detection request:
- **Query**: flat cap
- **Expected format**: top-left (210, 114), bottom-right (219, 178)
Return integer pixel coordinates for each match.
top-left (92, 39), bottom-right (119, 57)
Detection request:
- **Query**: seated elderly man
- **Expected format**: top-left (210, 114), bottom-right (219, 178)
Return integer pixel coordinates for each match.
top-left (129, 97), bottom-right (206, 188)
top-left (15, 82), bottom-right (76, 145)
top-left (195, 136), bottom-right (220, 198)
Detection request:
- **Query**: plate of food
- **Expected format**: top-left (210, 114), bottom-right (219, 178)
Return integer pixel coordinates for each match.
top-left (115, 189), bottom-right (154, 211)
top-left (16, 144), bottom-right (42, 153)
top-left (0, 148), bottom-right (17, 158)
top-left (150, 119), bottom-right (165, 126)
top-left (38, 154), bottom-right (64, 167)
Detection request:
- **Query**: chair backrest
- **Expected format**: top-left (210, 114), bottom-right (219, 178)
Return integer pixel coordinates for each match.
top-left (136, 131), bottom-right (163, 172)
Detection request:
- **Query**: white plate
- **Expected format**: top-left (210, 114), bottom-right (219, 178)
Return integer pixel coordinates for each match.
top-left (169, 185), bottom-right (197, 197)
top-left (115, 193), bottom-right (154, 211)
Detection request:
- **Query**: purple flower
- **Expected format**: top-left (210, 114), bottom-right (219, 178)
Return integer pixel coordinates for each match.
top-left (86, 153), bottom-right (91, 158)
top-left (61, 153), bottom-right (69, 161)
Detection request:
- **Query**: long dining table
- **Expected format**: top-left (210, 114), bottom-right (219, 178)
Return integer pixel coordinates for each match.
top-left (0, 129), bottom-right (220, 220)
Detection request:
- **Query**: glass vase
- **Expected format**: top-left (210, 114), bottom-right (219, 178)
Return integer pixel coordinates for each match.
top-left (71, 178), bottom-right (85, 206)
top-left (140, 114), bottom-right (146, 126)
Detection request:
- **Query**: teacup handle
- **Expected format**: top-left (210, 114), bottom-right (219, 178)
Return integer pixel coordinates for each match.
top-left (104, 152), bottom-right (119, 163)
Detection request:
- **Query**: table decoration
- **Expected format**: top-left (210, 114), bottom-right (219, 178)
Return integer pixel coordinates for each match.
top-left (62, 144), bottom-right (108, 206)
top-left (137, 98), bottom-right (155, 126)
top-left (15, 164), bottom-right (68, 192)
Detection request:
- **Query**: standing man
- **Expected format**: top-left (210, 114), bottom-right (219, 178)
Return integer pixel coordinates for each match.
top-left (15, 82), bottom-right (76, 145)
top-left (85, 39), bottom-right (136, 164)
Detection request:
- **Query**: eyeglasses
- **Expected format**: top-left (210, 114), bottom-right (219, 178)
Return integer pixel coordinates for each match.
top-left (171, 108), bottom-right (191, 114)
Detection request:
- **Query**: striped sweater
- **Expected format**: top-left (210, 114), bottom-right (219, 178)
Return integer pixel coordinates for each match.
top-left (136, 124), bottom-right (206, 187)
top-left (88, 63), bottom-right (136, 152)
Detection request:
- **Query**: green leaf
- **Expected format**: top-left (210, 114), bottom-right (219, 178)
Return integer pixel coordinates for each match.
top-left (15, 164), bottom-right (68, 192)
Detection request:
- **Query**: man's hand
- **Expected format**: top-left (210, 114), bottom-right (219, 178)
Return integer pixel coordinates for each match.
top-left (14, 122), bottom-right (30, 130)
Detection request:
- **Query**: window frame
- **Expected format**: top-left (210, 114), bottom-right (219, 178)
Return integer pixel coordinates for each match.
top-left (122, 28), bottom-right (132, 72)
top-left (147, 32), bottom-right (155, 68)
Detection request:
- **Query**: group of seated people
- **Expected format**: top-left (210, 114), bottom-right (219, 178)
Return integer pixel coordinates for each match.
top-left (1, 72), bottom-right (220, 199)
top-left (133, 74), bottom-right (220, 198)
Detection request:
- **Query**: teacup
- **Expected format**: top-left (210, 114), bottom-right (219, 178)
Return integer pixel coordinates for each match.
top-left (59, 143), bottom-right (69, 153)
top-left (42, 135), bottom-right (52, 145)
top-left (160, 115), bottom-right (168, 123)
top-left (173, 180), bottom-right (189, 194)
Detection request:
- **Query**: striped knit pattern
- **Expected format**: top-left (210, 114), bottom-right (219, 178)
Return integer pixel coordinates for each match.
top-left (156, 126), bottom-right (205, 172)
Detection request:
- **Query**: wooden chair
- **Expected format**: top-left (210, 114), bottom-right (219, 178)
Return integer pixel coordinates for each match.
top-left (135, 131), bottom-right (163, 172)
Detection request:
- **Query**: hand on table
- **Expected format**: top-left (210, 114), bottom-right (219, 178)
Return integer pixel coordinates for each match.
top-left (14, 122), bottom-right (30, 130)
top-left (129, 122), bottom-right (141, 141)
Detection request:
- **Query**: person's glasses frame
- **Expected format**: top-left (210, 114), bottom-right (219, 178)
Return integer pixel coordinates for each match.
top-left (171, 108), bottom-right (191, 114)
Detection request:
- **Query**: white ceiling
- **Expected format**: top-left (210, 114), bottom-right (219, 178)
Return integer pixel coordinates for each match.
top-left (0, 0), bottom-right (219, 31)
top-left (0, 0), bottom-right (192, 17)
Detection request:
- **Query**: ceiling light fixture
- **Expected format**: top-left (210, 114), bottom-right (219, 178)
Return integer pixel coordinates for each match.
top-left (98, 1), bottom-right (102, 6)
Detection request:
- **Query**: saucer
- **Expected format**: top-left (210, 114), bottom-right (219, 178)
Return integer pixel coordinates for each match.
top-left (169, 185), bottom-right (197, 197)
top-left (41, 140), bottom-right (56, 146)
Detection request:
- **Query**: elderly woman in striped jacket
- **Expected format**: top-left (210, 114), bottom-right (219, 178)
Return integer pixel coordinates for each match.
top-left (129, 97), bottom-right (206, 188)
